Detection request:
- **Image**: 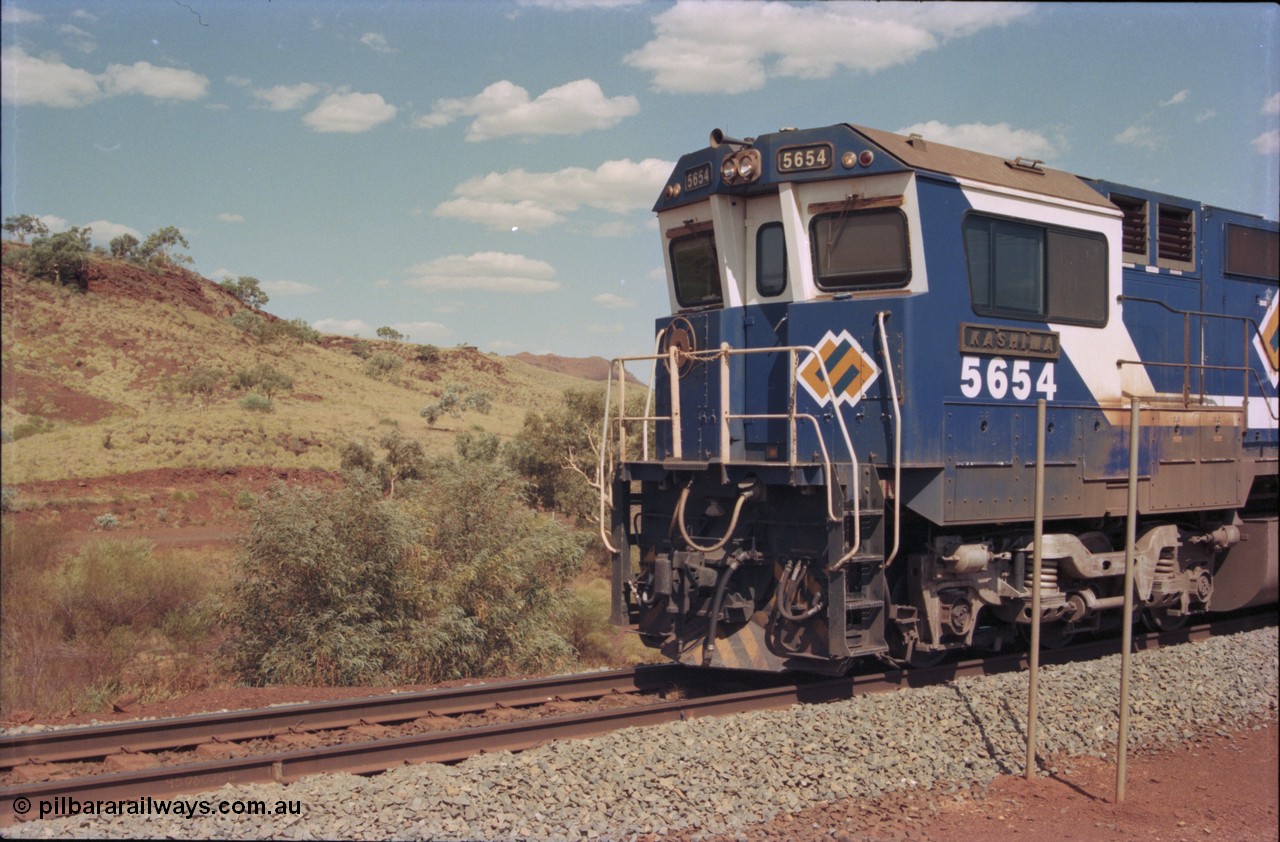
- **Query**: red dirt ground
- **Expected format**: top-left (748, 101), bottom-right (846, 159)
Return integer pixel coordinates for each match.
top-left (2, 447), bottom-right (1275, 840)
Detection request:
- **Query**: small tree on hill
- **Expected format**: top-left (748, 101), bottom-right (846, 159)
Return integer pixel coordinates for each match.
top-left (24, 228), bottom-right (93, 288)
top-left (108, 233), bottom-right (139, 259)
top-left (231, 363), bottom-right (293, 398)
top-left (420, 384), bottom-right (492, 427)
top-left (136, 226), bottom-right (191, 267)
top-left (220, 275), bottom-right (270, 309)
top-left (376, 326), bottom-right (405, 342)
top-left (3, 215), bottom-right (49, 244)
top-left (177, 366), bottom-right (225, 401)
top-left (339, 430), bottom-right (429, 498)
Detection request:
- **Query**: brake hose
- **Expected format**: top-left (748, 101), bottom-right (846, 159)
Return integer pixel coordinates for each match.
top-left (676, 483), bottom-right (748, 553)
top-left (702, 555), bottom-right (743, 666)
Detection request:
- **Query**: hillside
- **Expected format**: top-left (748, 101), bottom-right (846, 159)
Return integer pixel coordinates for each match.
top-left (0, 245), bottom-right (618, 521)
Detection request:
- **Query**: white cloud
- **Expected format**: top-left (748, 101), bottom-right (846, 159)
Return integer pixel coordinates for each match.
top-left (405, 252), bottom-right (559, 293)
top-left (896, 120), bottom-right (1062, 161)
top-left (1, 48), bottom-right (211, 106)
top-left (1, 47), bottom-right (100, 107)
top-left (59, 24), bottom-right (97, 54)
top-left (101, 61), bottom-right (209, 100)
top-left (518, 0), bottom-right (643, 8)
top-left (261, 279), bottom-right (319, 296)
top-left (391, 321), bottom-right (450, 342)
top-left (433, 198), bottom-right (566, 232)
top-left (1160, 89), bottom-right (1190, 107)
top-left (36, 214), bottom-right (69, 232)
top-left (1115, 125), bottom-right (1158, 150)
top-left (418, 78), bottom-right (638, 141)
top-left (252, 82), bottom-right (320, 111)
top-left (217, 212), bottom-right (245, 223)
top-left (1195, 109), bottom-right (1216, 124)
top-left (82, 220), bottom-right (140, 244)
top-left (444, 158), bottom-right (671, 219)
top-left (360, 33), bottom-right (394, 53)
top-left (626, 2), bottom-right (1032, 94)
top-left (1263, 92), bottom-right (1280, 116)
top-left (302, 90), bottom-right (397, 133)
top-left (1, 6), bottom-right (42, 23)
top-left (1251, 129), bottom-right (1280, 156)
top-left (314, 318), bottom-right (372, 337)
top-left (593, 293), bottom-right (636, 309)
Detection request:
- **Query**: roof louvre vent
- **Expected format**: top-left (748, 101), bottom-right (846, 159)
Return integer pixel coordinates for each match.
top-left (1006, 156), bottom-right (1045, 174)
top-left (906, 133), bottom-right (927, 150)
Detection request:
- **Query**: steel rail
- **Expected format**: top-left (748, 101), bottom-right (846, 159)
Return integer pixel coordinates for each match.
top-left (3, 612), bottom-right (1272, 825)
top-left (0, 665), bottom-right (691, 769)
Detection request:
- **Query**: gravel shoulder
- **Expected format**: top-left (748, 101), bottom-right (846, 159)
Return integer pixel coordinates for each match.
top-left (5, 627), bottom-right (1277, 841)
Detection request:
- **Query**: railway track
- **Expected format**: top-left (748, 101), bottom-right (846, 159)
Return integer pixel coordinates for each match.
top-left (2, 612), bottom-right (1271, 825)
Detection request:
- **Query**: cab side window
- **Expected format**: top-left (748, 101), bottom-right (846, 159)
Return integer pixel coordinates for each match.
top-left (756, 222), bottom-right (788, 297)
top-left (964, 214), bottom-right (1108, 326)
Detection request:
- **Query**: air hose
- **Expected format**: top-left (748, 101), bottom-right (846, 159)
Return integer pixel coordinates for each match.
top-left (777, 558), bottom-right (826, 622)
top-left (702, 555), bottom-right (743, 666)
top-left (676, 483), bottom-right (749, 553)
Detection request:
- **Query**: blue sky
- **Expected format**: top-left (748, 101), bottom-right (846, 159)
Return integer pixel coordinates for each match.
top-left (3, 1), bottom-right (1277, 362)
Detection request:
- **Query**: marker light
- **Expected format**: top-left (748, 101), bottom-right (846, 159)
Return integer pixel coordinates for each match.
top-left (859, 150), bottom-right (875, 167)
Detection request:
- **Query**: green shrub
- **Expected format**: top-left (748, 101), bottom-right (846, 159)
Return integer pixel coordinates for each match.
top-left (228, 310), bottom-right (267, 341)
top-left (11, 417), bottom-right (55, 440)
top-left (421, 384), bottom-right (492, 427)
top-left (414, 344), bottom-right (442, 364)
top-left (239, 393), bottom-right (273, 412)
top-left (177, 366), bottom-right (225, 399)
top-left (363, 352), bottom-right (403, 380)
top-left (275, 318), bottom-right (319, 344)
top-left (232, 363), bottom-right (293, 398)
top-left (94, 513), bottom-right (120, 530)
top-left (226, 483), bottom-right (428, 685)
top-left (50, 539), bottom-right (207, 639)
top-left (226, 446), bottom-right (587, 686)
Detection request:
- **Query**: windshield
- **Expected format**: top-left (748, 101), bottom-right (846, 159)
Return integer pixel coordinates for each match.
top-left (670, 231), bottom-right (723, 308)
top-left (811, 207), bottom-right (910, 290)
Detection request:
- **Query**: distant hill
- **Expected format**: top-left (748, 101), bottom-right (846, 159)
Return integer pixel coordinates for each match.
top-left (512, 352), bottom-right (643, 383)
top-left (0, 244), bottom-right (623, 488)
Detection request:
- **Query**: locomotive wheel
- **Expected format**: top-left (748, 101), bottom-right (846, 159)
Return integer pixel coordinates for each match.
top-left (1020, 621), bottom-right (1076, 650)
top-left (1142, 606), bottom-right (1188, 631)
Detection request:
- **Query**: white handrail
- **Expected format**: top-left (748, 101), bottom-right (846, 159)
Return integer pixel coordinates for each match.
top-left (876, 311), bottom-right (902, 569)
top-left (598, 341), bottom-right (868, 566)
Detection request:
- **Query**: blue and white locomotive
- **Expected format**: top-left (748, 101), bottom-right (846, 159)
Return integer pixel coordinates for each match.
top-left (602, 123), bottom-right (1278, 672)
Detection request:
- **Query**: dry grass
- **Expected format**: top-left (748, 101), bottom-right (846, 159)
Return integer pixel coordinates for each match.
top-left (0, 524), bottom-right (233, 715)
top-left (2, 270), bottom-right (595, 484)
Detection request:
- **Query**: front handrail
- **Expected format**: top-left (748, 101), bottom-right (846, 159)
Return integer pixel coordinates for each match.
top-left (598, 342), bottom-right (865, 565)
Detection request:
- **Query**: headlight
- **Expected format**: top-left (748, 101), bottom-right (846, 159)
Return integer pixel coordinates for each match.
top-left (737, 151), bottom-right (758, 180)
top-left (720, 157), bottom-right (739, 183)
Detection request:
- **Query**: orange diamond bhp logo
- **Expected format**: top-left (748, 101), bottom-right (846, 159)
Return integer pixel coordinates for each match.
top-left (1255, 293), bottom-right (1279, 387)
top-left (797, 329), bottom-right (881, 408)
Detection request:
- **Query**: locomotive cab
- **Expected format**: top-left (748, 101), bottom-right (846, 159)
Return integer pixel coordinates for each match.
top-left (603, 124), bottom-right (1279, 673)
